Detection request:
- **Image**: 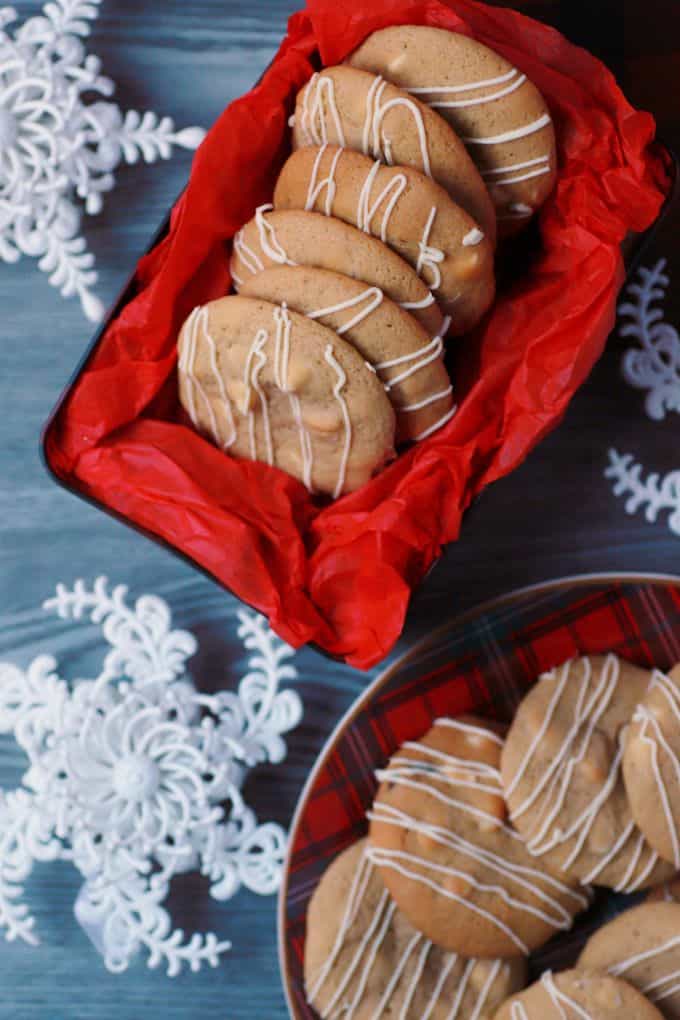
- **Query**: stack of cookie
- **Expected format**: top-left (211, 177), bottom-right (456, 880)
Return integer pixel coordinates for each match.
top-left (304, 654), bottom-right (680, 1018)
top-left (177, 27), bottom-right (557, 498)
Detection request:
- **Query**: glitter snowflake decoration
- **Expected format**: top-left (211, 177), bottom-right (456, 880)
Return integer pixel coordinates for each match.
top-left (0, 577), bottom-right (302, 976)
top-left (0, 1), bottom-right (205, 321)
top-left (605, 449), bottom-right (680, 537)
top-left (619, 258), bottom-right (680, 421)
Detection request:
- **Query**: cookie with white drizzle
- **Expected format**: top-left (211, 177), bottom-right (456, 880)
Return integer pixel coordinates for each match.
top-left (494, 968), bottom-right (664, 1020)
top-left (230, 206), bottom-right (445, 337)
top-left (346, 26), bottom-right (556, 237)
top-left (647, 876), bottom-right (680, 903)
top-left (577, 902), bottom-right (680, 1020)
top-left (240, 265), bottom-right (455, 443)
top-left (305, 838), bottom-right (527, 1020)
top-left (367, 715), bottom-right (588, 958)
top-left (622, 664), bottom-right (680, 868)
top-left (273, 144), bottom-right (495, 334)
top-left (291, 66), bottom-right (496, 244)
top-left (500, 654), bottom-right (674, 892)
top-left (177, 295), bottom-right (395, 497)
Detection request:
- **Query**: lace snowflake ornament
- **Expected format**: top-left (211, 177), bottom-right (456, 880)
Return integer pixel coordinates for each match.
top-left (0, 578), bottom-right (302, 975)
top-left (605, 450), bottom-right (680, 537)
top-left (0, 1), bottom-right (204, 321)
top-left (619, 259), bottom-right (680, 420)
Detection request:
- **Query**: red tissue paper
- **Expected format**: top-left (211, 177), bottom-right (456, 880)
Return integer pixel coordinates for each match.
top-left (44, 0), bottom-right (670, 669)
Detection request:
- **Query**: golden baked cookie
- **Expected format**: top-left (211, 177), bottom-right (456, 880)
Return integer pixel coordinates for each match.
top-left (292, 66), bottom-right (496, 244)
top-left (367, 716), bottom-right (587, 958)
top-left (240, 265), bottom-right (454, 443)
top-left (177, 295), bottom-right (395, 497)
top-left (647, 876), bottom-right (680, 903)
top-left (494, 968), bottom-right (665, 1020)
top-left (273, 145), bottom-right (496, 333)
top-left (347, 26), bottom-right (557, 236)
top-left (305, 838), bottom-right (527, 1020)
top-left (500, 654), bottom-right (674, 891)
top-left (229, 206), bottom-right (444, 337)
top-left (623, 664), bottom-right (680, 868)
top-left (578, 902), bottom-right (680, 1020)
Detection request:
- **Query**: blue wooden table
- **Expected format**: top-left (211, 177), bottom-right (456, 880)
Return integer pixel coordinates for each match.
top-left (0, 1), bottom-right (677, 1017)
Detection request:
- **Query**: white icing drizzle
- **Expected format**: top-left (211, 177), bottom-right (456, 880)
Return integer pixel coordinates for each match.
top-left (482, 155), bottom-right (550, 178)
top-left (368, 790), bottom-right (587, 955)
top-left (179, 307), bottom-right (237, 449)
top-left (288, 393), bottom-right (313, 491)
top-left (242, 328), bottom-right (272, 465)
top-left (632, 669), bottom-right (680, 868)
top-left (410, 67), bottom-right (518, 96)
top-left (271, 302), bottom-right (314, 490)
top-left (361, 74), bottom-right (432, 177)
top-left (610, 931), bottom-right (680, 1006)
top-left (356, 158), bottom-right (408, 242)
top-left (463, 113), bottom-right (552, 146)
top-left (472, 961), bottom-right (503, 1020)
top-left (305, 143), bottom-right (344, 216)
top-left (254, 203), bottom-right (297, 266)
top-left (324, 344), bottom-right (352, 500)
top-left (307, 286), bottom-right (384, 335)
top-left (400, 291), bottom-right (437, 310)
top-left (415, 71), bottom-right (528, 110)
top-left (416, 206), bottom-right (445, 290)
top-left (233, 227), bottom-right (264, 276)
top-left (401, 386), bottom-right (453, 413)
top-left (463, 227), bottom-right (485, 247)
top-left (272, 302), bottom-right (292, 391)
top-left (541, 971), bottom-right (593, 1019)
top-left (414, 404), bottom-right (457, 440)
top-left (231, 269), bottom-right (244, 287)
top-left (505, 655), bottom-right (659, 891)
top-left (435, 718), bottom-right (505, 746)
top-left (498, 202), bottom-right (534, 221)
top-left (299, 72), bottom-right (346, 148)
top-left (378, 315), bottom-right (451, 391)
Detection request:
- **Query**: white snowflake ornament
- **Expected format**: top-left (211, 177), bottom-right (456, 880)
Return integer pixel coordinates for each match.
top-left (0, 1), bottom-right (205, 321)
top-left (0, 578), bottom-right (303, 976)
top-left (619, 259), bottom-right (680, 421)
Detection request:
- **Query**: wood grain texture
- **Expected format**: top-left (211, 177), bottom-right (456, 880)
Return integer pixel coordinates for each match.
top-left (0, 0), bottom-right (678, 1017)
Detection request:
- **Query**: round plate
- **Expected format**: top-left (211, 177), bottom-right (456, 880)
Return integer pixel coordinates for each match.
top-left (278, 572), bottom-right (680, 1020)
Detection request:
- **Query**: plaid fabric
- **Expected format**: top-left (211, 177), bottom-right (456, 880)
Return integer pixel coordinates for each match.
top-left (281, 579), bottom-right (680, 1019)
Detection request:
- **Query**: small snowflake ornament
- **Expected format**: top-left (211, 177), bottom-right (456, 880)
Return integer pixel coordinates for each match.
top-left (605, 449), bottom-right (680, 538)
top-left (0, 0), bottom-right (205, 321)
top-left (0, 578), bottom-right (303, 976)
top-left (619, 259), bottom-right (680, 421)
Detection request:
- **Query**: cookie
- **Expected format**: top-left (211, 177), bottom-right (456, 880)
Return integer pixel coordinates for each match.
top-left (578, 902), bottom-right (680, 1019)
top-left (647, 877), bottom-right (680, 903)
top-left (230, 206), bottom-right (444, 337)
top-left (500, 654), bottom-right (674, 891)
top-left (240, 265), bottom-right (455, 443)
top-left (305, 838), bottom-right (527, 1020)
top-left (367, 716), bottom-right (588, 958)
top-left (292, 66), bottom-right (496, 244)
top-left (494, 968), bottom-right (665, 1020)
top-left (177, 295), bottom-right (395, 496)
top-left (347, 26), bottom-right (556, 235)
top-left (273, 145), bottom-right (496, 333)
top-left (623, 664), bottom-right (680, 867)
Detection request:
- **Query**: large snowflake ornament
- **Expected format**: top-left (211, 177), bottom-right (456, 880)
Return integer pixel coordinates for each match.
top-left (0, 578), bottom-right (302, 975)
top-left (0, 1), bottom-right (205, 321)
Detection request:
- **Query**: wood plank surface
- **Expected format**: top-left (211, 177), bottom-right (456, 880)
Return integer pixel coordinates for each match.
top-left (0, 1), bottom-right (677, 1017)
